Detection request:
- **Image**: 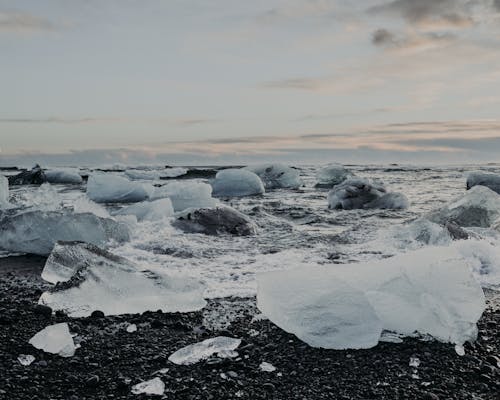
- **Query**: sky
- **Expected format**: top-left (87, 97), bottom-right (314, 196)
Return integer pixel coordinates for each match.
top-left (1, 0), bottom-right (500, 166)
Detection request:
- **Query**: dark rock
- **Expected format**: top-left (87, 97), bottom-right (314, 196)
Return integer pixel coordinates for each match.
top-left (161, 169), bottom-right (217, 180)
top-left (90, 310), bottom-right (105, 319)
top-left (8, 165), bottom-right (47, 185)
top-left (444, 222), bottom-right (469, 240)
top-left (85, 375), bottom-right (100, 387)
top-left (33, 304), bottom-right (52, 317)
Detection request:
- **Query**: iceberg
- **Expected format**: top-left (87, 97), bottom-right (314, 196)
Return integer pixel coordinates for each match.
top-left (173, 206), bottom-right (257, 236)
top-left (168, 336), bottom-right (241, 365)
top-left (114, 198), bottom-right (174, 222)
top-left (427, 185), bottom-right (500, 227)
top-left (125, 169), bottom-right (161, 181)
top-left (257, 247), bottom-right (485, 349)
top-left (39, 241), bottom-right (206, 317)
top-left (86, 174), bottom-right (152, 203)
top-left (212, 169), bottom-right (265, 197)
top-left (29, 323), bottom-right (76, 357)
top-left (315, 164), bottom-right (354, 188)
top-left (0, 210), bottom-right (130, 256)
top-left (467, 171), bottom-right (500, 194)
top-left (8, 164), bottom-right (47, 185)
top-left (131, 377), bottom-right (165, 396)
top-left (328, 178), bottom-right (408, 210)
top-left (244, 164), bottom-right (302, 189)
top-left (0, 175), bottom-right (9, 208)
top-left (150, 182), bottom-right (217, 211)
top-left (45, 168), bottom-right (83, 184)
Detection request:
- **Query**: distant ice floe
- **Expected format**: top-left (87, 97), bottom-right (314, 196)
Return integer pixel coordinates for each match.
top-left (257, 246), bottom-right (485, 350)
top-left (244, 164), bottom-right (302, 189)
top-left (45, 168), bottom-right (83, 184)
top-left (125, 169), bottom-right (161, 181)
top-left (150, 181), bottom-right (217, 211)
top-left (315, 164), bottom-right (354, 188)
top-left (39, 241), bottom-right (206, 317)
top-left (87, 174), bottom-right (153, 203)
top-left (328, 178), bottom-right (409, 210)
top-left (168, 337), bottom-right (241, 365)
top-left (160, 167), bottom-right (188, 178)
top-left (467, 171), bottom-right (500, 194)
top-left (0, 210), bottom-right (130, 256)
top-left (212, 169), bottom-right (265, 197)
top-left (114, 198), bottom-right (174, 222)
top-left (29, 323), bottom-right (76, 357)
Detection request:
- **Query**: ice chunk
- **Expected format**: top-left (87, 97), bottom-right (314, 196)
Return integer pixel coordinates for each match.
top-left (126, 324), bottom-right (137, 333)
top-left (28, 323), bottom-right (75, 357)
top-left (0, 210), bottom-right (130, 256)
top-left (212, 169), bottom-right (265, 197)
top-left (383, 219), bottom-right (452, 250)
top-left (160, 167), bottom-right (188, 178)
top-left (257, 247), bottom-right (485, 349)
top-left (45, 168), bottom-right (83, 184)
top-left (131, 377), bottom-right (165, 396)
top-left (168, 336), bottom-right (241, 365)
top-left (0, 175), bottom-right (9, 208)
top-left (315, 164), bottom-right (354, 188)
top-left (72, 195), bottom-right (110, 218)
top-left (8, 164), bottom-right (47, 185)
top-left (86, 174), bottom-right (152, 203)
top-left (257, 270), bottom-right (383, 349)
top-left (173, 206), bottom-right (257, 236)
top-left (259, 362), bottom-right (276, 372)
top-left (125, 169), bottom-right (161, 180)
top-left (39, 241), bottom-right (206, 317)
top-left (150, 182), bottom-right (217, 211)
top-left (17, 354), bottom-right (35, 366)
top-left (16, 183), bottom-right (63, 212)
top-left (244, 164), bottom-right (302, 189)
top-left (328, 178), bottom-right (408, 210)
top-left (427, 185), bottom-right (500, 227)
top-left (114, 198), bottom-right (174, 221)
top-left (467, 171), bottom-right (500, 194)
top-left (409, 357), bottom-right (420, 368)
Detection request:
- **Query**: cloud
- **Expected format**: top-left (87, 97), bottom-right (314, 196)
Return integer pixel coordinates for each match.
top-left (0, 10), bottom-right (56, 33)
top-left (371, 28), bottom-right (455, 51)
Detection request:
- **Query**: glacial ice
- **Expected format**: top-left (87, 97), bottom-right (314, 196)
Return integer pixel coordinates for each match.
top-left (131, 377), bottom-right (165, 396)
top-left (160, 167), bottom-right (188, 178)
top-left (28, 323), bottom-right (76, 357)
top-left (17, 354), bottom-right (35, 366)
top-left (168, 336), bottom-right (241, 365)
top-left (125, 169), bottom-right (161, 181)
top-left (259, 362), bottom-right (277, 372)
top-left (427, 185), bottom-right (500, 227)
top-left (173, 206), bottom-right (257, 236)
top-left (212, 169), bottom-right (265, 197)
top-left (328, 178), bottom-right (408, 210)
top-left (150, 181), bottom-right (217, 211)
top-left (257, 247), bottom-right (485, 349)
top-left (244, 164), bottom-right (302, 189)
top-left (16, 183), bottom-right (63, 212)
top-left (0, 175), bottom-right (9, 208)
top-left (45, 168), bottom-right (83, 184)
top-left (0, 210), bottom-right (130, 256)
top-left (114, 198), bottom-right (174, 221)
top-left (467, 171), bottom-right (500, 194)
top-left (86, 174), bottom-right (153, 203)
top-left (315, 164), bottom-right (354, 188)
top-left (39, 241), bottom-right (206, 317)
top-left (72, 195), bottom-right (110, 218)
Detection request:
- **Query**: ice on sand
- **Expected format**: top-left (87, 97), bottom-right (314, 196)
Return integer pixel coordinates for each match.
top-left (0, 210), bottom-right (130, 256)
top-left (212, 169), bottom-right (265, 197)
top-left (45, 168), bottom-right (83, 184)
top-left (39, 241), bottom-right (206, 317)
top-left (17, 354), bottom-right (35, 366)
top-left (150, 182), bottom-right (217, 211)
top-left (86, 174), bottom-right (152, 203)
top-left (29, 323), bottom-right (76, 357)
top-left (259, 362), bottom-right (277, 372)
top-left (131, 377), bottom-right (165, 396)
top-left (244, 164), bottom-right (302, 189)
top-left (257, 247), bottom-right (485, 349)
top-left (316, 164), bottom-right (354, 188)
top-left (114, 198), bottom-right (174, 221)
top-left (168, 337), bottom-right (241, 365)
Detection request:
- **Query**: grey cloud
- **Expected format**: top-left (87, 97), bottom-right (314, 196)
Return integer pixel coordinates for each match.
top-left (372, 28), bottom-right (398, 46)
top-left (494, 0), bottom-right (500, 11)
top-left (0, 10), bottom-right (56, 33)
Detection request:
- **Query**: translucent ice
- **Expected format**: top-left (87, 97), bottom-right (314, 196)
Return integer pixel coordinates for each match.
top-left (0, 210), bottom-right (130, 256)
top-left (45, 168), bottom-right (83, 184)
top-left (212, 169), bottom-right (265, 197)
top-left (150, 182), bottom-right (217, 211)
top-left (17, 354), bottom-right (35, 366)
top-left (244, 164), bottom-right (302, 189)
top-left (86, 174), bottom-right (152, 203)
top-left (315, 164), bottom-right (354, 188)
top-left (160, 167), bottom-right (188, 178)
top-left (467, 171), bottom-right (500, 194)
top-left (115, 198), bottom-right (174, 221)
top-left (0, 175), bottom-right (9, 208)
top-left (257, 247), bottom-right (485, 349)
top-left (125, 169), bottom-right (160, 180)
top-left (259, 362), bottom-right (276, 372)
top-left (131, 377), bottom-right (165, 396)
top-left (168, 336), bottom-right (241, 365)
top-left (29, 323), bottom-right (75, 357)
top-left (427, 185), bottom-right (500, 227)
top-left (39, 241), bottom-right (206, 317)
top-left (126, 324), bottom-right (137, 333)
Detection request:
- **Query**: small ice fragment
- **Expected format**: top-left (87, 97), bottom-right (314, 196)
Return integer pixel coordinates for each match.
top-left (29, 323), bottom-right (76, 357)
top-left (421, 382), bottom-right (431, 387)
top-left (248, 329), bottom-right (260, 337)
top-left (217, 349), bottom-right (239, 359)
top-left (154, 368), bottom-right (169, 375)
top-left (411, 373), bottom-right (420, 380)
top-left (455, 344), bottom-right (465, 356)
top-left (259, 362), bottom-right (276, 372)
top-left (17, 354), bottom-right (35, 366)
top-left (220, 373), bottom-right (228, 380)
top-left (235, 390), bottom-right (245, 398)
top-left (126, 324), bottom-right (137, 333)
top-left (168, 336), bottom-right (241, 365)
top-left (409, 357), bottom-right (421, 368)
top-left (131, 377), bottom-right (165, 396)
top-left (379, 332), bottom-right (404, 343)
